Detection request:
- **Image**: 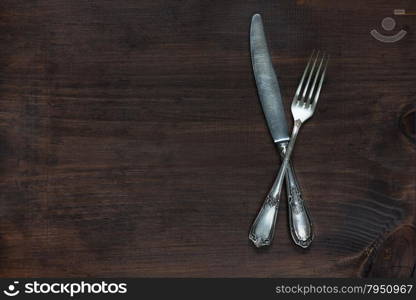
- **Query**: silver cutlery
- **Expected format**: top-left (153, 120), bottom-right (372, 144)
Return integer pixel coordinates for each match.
top-left (249, 13), bottom-right (313, 248)
top-left (249, 49), bottom-right (328, 247)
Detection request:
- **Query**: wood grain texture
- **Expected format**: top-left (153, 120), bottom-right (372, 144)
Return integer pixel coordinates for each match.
top-left (0, 0), bottom-right (415, 277)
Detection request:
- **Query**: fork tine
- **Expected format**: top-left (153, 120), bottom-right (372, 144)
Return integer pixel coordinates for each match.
top-left (311, 55), bottom-right (329, 108)
top-left (306, 53), bottom-right (326, 106)
top-left (300, 51), bottom-right (320, 102)
top-left (294, 51), bottom-right (316, 101)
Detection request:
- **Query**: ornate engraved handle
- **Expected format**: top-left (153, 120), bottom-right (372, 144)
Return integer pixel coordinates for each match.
top-left (249, 122), bottom-right (301, 247)
top-left (278, 143), bottom-right (313, 248)
top-left (249, 194), bottom-right (279, 247)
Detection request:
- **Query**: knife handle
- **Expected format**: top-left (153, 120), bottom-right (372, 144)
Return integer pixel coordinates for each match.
top-left (278, 143), bottom-right (313, 248)
top-left (249, 193), bottom-right (280, 247)
top-left (250, 123), bottom-right (303, 247)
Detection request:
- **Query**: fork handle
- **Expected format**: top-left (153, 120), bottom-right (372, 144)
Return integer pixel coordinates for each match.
top-left (278, 143), bottom-right (313, 248)
top-left (249, 120), bottom-right (301, 247)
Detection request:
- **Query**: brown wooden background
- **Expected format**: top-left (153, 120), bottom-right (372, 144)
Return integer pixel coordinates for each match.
top-left (0, 0), bottom-right (415, 277)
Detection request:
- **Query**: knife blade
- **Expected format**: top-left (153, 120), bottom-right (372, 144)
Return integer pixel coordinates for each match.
top-left (250, 13), bottom-right (289, 144)
top-left (249, 13), bottom-right (313, 248)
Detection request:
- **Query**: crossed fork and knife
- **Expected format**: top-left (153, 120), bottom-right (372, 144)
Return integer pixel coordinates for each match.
top-left (248, 14), bottom-right (329, 248)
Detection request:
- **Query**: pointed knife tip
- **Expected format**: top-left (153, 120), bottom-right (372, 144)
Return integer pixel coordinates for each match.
top-left (252, 13), bottom-right (262, 21)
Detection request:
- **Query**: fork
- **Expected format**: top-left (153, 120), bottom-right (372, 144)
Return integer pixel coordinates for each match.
top-left (249, 51), bottom-right (329, 247)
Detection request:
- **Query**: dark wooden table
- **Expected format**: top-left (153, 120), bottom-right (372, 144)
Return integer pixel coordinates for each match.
top-left (0, 0), bottom-right (415, 277)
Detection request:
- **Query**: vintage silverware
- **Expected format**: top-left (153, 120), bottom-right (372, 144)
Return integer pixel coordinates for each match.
top-left (249, 50), bottom-right (328, 247)
top-left (249, 14), bottom-right (313, 248)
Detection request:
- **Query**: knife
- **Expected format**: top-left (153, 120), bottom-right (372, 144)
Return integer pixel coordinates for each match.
top-left (248, 13), bottom-right (313, 248)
